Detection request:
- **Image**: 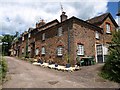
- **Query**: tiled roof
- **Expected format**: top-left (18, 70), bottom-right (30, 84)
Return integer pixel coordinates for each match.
top-left (86, 13), bottom-right (109, 25)
top-left (86, 13), bottom-right (118, 27)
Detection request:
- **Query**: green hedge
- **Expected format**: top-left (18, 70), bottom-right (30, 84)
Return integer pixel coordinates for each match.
top-left (0, 57), bottom-right (8, 83)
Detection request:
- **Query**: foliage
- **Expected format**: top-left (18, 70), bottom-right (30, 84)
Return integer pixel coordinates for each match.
top-left (0, 57), bottom-right (8, 83)
top-left (2, 34), bottom-right (14, 56)
top-left (101, 30), bottom-right (120, 83)
top-left (2, 32), bottom-right (19, 56)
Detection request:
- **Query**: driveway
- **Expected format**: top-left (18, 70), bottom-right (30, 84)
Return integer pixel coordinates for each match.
top-left (2, 56), bottom-right (120, 88)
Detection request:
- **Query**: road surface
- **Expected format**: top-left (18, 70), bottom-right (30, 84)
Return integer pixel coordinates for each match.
top-left (2, 56), bottom-right (120, 88)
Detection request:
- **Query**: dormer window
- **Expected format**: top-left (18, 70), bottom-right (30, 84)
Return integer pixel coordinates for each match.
top-left (106, 23), bottom-right (111, 33)
top-left (95, 31), bottom-right (99, 39)
top-left (58, 27), bottom-right (63, 36)
top-left (42, 33), bottom-right (45, 41)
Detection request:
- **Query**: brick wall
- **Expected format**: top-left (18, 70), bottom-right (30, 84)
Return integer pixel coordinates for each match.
top-left (99, 17), bottom-right (117, 44)
top-left (35, 20), bottom-right (73, 65)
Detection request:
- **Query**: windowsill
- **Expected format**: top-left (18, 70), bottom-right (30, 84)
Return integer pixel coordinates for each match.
top-left (41, 54), bottom-right (45, 56)
top-left (96, 38), bottom-right (100, 40)
top-left (77, 54), bottom-right (84, 56)
top-left (106, 32), bottom-right (111, 34)
top-left (57, 54), bottom-right (63, 56)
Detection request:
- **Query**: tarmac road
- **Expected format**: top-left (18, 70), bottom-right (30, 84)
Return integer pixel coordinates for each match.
top-left (2, 56), bottom-right (120, 88)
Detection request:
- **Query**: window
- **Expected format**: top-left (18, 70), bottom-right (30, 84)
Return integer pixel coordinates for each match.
top-left (22, 48), bottom-right (24, 53)
top-left (14, 50), bottom-right (16, 55)
top-left (58, 27), bottom-right (63, 36)
top-left (77, 44), bottom-right (84, 55)
top-left (35, 48), bottom-right (39, 55)
top-left (28, 33), bottom-right (31, 38)
top-left (22, 36), bottom-right (24, 41)
top-left (28, 46), bottom-right (31, 52)
top-left (41, 47), bottom-right (45, 55)
top-left (95, 31), bottom-right (99, 39)
top-left (57, 46), bottom-right (63, 56)
top-left (42, 33), bottom-right (45, 41)
top-left (106, 23), bottom-right (111, 33)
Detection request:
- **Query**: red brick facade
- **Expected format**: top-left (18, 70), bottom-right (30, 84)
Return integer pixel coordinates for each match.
top-left (11, 12), bottom-right (118, 65)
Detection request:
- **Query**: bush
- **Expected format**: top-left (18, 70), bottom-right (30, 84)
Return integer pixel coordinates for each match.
top-left (101, 30), bottom-right (120, 83)
top-left (0, 57), bottom-right (8, 83)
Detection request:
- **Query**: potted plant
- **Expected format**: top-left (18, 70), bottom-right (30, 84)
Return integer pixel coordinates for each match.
top-left (55, 63), bottom-right (58, 67)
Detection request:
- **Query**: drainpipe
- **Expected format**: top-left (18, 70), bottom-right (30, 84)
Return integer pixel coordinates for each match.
top-left (102, 44), bottom-right (105, 63)
top-left (26, 36), bottom-right (28, 58)
top-left (67, 26), bottom-right (70, 63)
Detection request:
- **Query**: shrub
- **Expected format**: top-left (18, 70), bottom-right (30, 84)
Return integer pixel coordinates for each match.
top-left (0, 57), bottom-right (8, 83)
top-left (101, 30), bottom-right (120, 83)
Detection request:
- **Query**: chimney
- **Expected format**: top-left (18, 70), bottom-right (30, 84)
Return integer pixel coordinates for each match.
top-left (60, 12), bottom-right (67, 22)
top-left (36, 19), bottom-right (46, 28)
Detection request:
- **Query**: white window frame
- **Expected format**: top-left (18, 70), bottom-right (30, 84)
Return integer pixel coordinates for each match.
top-left (35, 48), bottom-right (39, 55)
top-left (14, 50), bottom-right (16, 55)
top-left (95, 31), bottom-right (99, 39)
top-left (22, 48), bottom-right (24, 53)
top-left (41, 47), bottom-right (45, 55)
top-left (58, 27), bottom-right (63, 36)
top-left (28, 33), bottom-right (31, 38)
top-left (106, 23), bottom-right (111, 33)
top-left (28, 46), bottom-right (31, 52)
top-left (57, 46), bottom-right (63, 56)
top-left (22, 36), bottom-right (24, 41)
top-left (77, 44), bottom-right (84, 55)
top-left (42, 33), bottom-right (45, 41)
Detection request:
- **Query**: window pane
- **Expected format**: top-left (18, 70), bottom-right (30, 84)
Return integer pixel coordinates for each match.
top-left (96, 31), bottom-right (99, 39)
top-left (41, 47), bottom-right (45, 54)
top-left (57, 46), bottom-right (63, 56)
top-left (28, 33), bottom-right (31, 38)
top-left (106, 24), bottom-right (110, 33)
top-left (77, 44), bottom-right (84, 55)
top-left (58, 27), bottom-right (63, 36)
top-left (36, 49), bottom-right (39, 55)
top-left (28, 46), bottom-right (31, 52)
top-left (42, 33), bottom-right (45, 40)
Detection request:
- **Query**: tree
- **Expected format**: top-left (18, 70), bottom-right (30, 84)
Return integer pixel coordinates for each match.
top-left (101, 30), bottom-right (120, 83)
top-left (2, 34), bottom-right (14, 56)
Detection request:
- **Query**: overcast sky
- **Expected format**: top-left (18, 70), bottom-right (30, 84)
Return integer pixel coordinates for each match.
top-left (0, 0), bottom-right (119, 35)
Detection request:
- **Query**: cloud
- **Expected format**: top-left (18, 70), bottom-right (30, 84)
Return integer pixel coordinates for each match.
top-left (0, 0), bottom-right (109, 35)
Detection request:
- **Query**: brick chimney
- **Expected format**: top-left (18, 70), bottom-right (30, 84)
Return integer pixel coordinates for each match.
top-left (60, 12), bottom-right (67, 22)
top-left (36, 19), bottom-right (46, 28)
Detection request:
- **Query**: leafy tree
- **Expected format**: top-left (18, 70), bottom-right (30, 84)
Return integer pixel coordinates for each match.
top-left (101, 29), bottom-right (120, 83)
top-left (2, 34), bottom-right (14, 56)
top-left (1, 32), bottom-right (19, 56)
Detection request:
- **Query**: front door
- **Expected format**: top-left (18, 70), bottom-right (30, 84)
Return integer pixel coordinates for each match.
top-left (96, 44), bottom-right (103, 63)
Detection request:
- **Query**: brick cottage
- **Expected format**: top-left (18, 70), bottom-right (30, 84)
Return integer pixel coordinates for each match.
top-left (10, 11), bottom-right (118, 66)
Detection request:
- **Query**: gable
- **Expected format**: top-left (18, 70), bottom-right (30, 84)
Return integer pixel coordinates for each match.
top-left (87, 13), bottom-right (118, 28)
top-left (102, 14), bottom-right (118, 28)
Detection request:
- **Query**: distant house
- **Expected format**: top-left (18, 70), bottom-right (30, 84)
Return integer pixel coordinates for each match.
top-left (10, 12), bottom-right (118, 65)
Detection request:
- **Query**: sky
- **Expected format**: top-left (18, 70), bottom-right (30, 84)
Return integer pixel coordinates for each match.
top-left (0, 0), bottom-right (119, 36)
